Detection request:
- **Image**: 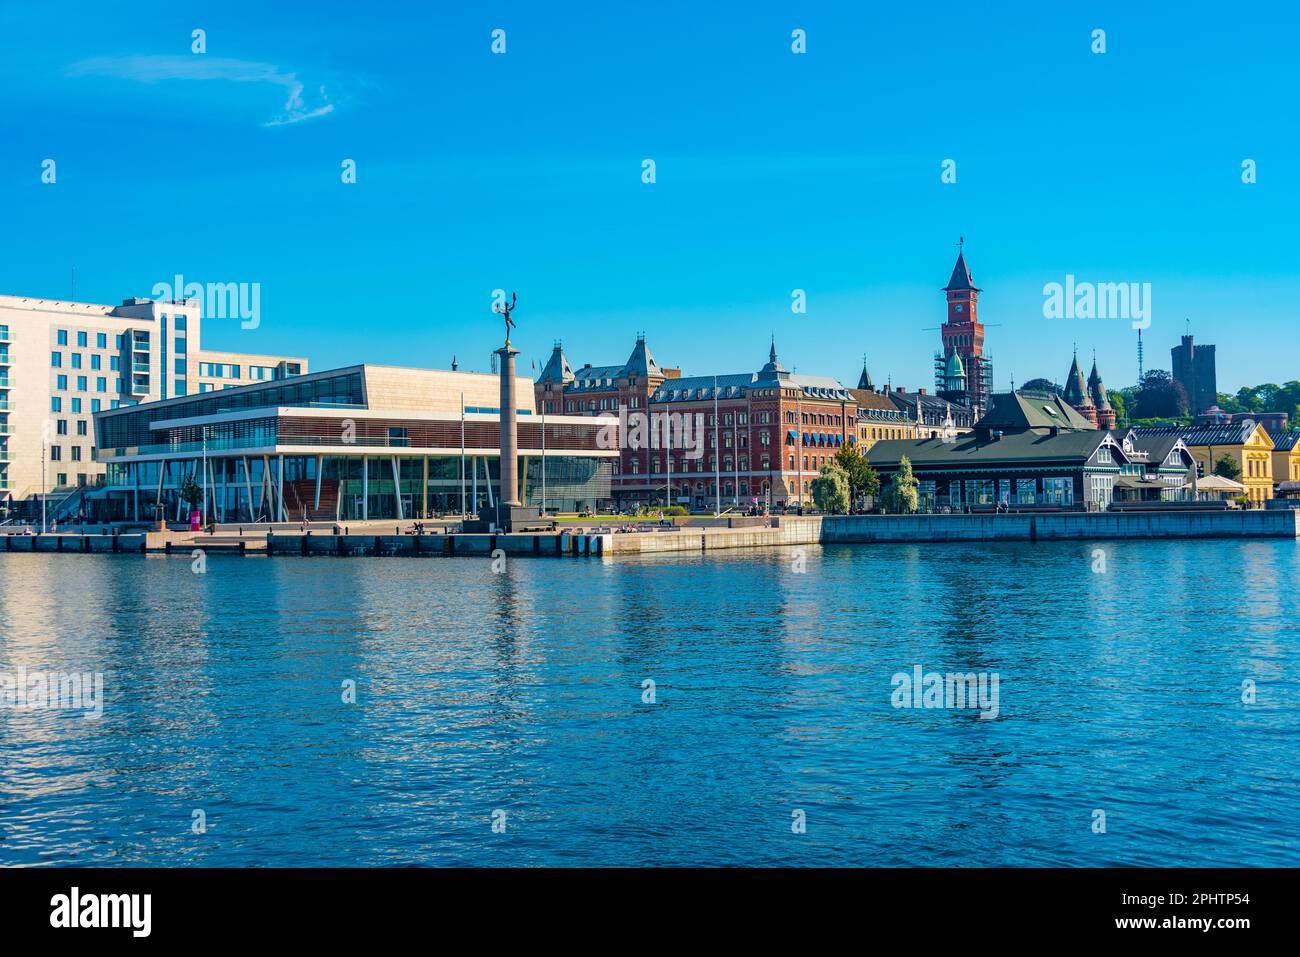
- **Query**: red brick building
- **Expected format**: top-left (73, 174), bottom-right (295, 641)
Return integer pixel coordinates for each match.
top-left (935, 244), bottom-right (995, 416)
top-left (539, 337), bottom-right (857, 510)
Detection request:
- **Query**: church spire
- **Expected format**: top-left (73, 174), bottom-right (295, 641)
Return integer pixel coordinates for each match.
top-left (944, 240), bottom-right (980, 292)
top-left (857, 354), bottom-right (874, 391)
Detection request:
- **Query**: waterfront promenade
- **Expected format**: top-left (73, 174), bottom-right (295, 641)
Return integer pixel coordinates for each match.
top-left (2, 509), bottom-right (1297, 558)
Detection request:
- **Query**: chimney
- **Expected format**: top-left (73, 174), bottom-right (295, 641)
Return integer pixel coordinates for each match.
top-left (895, 386), bottom-right (907, 394)
top-left (918, 388), bottom-right (926, 396)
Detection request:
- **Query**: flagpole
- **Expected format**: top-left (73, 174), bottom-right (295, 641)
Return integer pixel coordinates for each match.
top-left (713, 375), bottom-right (721, 515)
top-left (541, 385), bottom-right (547, 516)
top-left (459, 392), bottom-right (466, 517)
top-left (201, 425), bottom-right (208, 528)
top-left (796, 390), bottom-right (803, 508)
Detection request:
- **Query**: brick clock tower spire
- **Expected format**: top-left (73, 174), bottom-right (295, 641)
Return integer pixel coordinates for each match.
top-left (935, 239), bottom-right (993, 416)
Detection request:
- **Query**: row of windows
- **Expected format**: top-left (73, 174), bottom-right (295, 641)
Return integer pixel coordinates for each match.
top-left (55, 375), bottom-right (118, 393)
top-left (51, 419), bottom-right (90, 436)
top-left (51, 396), bottom-right (123, 414)
top-left (785, 411), bottom-right (845, 426)
top-left (621, 455), bottom-right (774, 475)
top-left (199, 362), bottom-right (241, 378)
top-left (864, 426), bottom-right (909, 441)
top-left (56, 330), bottom-right (110, 348)
top-left (46, 445), bottom-right (93, 461)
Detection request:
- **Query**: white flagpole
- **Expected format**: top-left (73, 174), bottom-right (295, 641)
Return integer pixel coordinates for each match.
top-left (201, 425), bottom-right (208, 527)
top-left (460, 392), bottom-right (466, 516)
top-left (541, 385), bottom-right (547, 515)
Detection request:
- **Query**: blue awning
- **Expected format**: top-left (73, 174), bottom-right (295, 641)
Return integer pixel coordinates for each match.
top-left (787, 430), bottom-right (798, 442)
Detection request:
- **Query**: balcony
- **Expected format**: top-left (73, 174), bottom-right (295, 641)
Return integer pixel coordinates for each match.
top-left (0, 425), bottom-right (14, 435)
top-left (0, 402), bottom-right (12, 412)
top-left (0, 378), bottom-right (10, 388)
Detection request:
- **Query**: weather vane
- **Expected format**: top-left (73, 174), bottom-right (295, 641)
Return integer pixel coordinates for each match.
top-left (494, 292), bottom-right (518, 346)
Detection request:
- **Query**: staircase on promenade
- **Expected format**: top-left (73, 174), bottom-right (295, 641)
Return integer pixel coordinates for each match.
top-left (283, 479), bottom-right (339, 522)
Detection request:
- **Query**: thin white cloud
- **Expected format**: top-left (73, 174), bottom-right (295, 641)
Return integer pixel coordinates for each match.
top-left (67, 55), bottom-right (336, 127)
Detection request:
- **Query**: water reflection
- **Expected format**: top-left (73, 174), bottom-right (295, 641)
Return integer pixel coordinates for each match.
top-left (0, 540), bottom-right (1297, 866)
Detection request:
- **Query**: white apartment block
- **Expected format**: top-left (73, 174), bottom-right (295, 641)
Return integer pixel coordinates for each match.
top-left (0, 294), bottom-right (307, 518)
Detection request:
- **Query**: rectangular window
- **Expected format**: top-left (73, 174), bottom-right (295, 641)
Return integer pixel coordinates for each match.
top-left (51, 397), bottom-right (62, 412)
top-left (50, 445), bottom-right (62, 461)
top-left (56, 419), bottom-right (68, 435)
top-left (77, 331), bottom-right (87, 347)
top-left (175, 357), bottom-right (186, 374)
top-left (97, 377), bottom-right (107, 392)
top-left (174, 315), bottom-right (187, 330)
top-left (91, 399), bottom-right (101, 413)
top-left (111, 356), bottom-right (120, 371)
top-left (174, 337), bottom-right (187, 354)
top-left (57, 330), bottom-right (68, 345)
top-left (97, 333), bottom-right (107, 348)
top-left (51, 351), bottom-right (62, 367)
top-left (71, 398), bottom-right (82, 413)
top-left (91, 354), bottom-right (101, 370)
top-left (57, 374), bottom-right (67, 390)
top-left (71, 446), bottom-right (82, 461)
top-left (71, 353), bottom-right (82, 369)
top-left (174, 380), bottom-right (186, 396)
top-left (77, 376), bottom-right (87, 391)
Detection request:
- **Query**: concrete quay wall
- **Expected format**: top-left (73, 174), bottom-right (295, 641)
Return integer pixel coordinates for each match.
top-left (821, 509), bottom-right (1300, 544)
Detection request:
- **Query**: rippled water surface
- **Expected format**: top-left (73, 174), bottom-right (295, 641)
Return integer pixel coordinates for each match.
top-left (1, 540), bottom-right (1297, 866)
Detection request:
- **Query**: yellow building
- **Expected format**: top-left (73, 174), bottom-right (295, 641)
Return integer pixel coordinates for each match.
top-left (1269, 431), bottom-right (1300, 496)
top-left (1138, 422), bottom-right (1275, 503)
top-left (849, 387), bottom-right (916, 452)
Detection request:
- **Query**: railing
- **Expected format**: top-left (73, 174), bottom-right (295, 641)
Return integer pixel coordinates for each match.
top-left (96, 433), bottom-right (505, 459)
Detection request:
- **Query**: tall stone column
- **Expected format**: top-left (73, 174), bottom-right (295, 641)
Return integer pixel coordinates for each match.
top-left (496, 344), bottom-right (521, 506)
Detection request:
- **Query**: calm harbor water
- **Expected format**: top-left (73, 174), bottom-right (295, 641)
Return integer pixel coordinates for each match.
top-left (0, 540), bottom-right (1296, 867)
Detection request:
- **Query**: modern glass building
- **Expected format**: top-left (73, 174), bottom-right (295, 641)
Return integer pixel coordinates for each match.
top-left (0, 292), bottom-right (307, 520)
top-left (92, 364), bottom-right (615, 523)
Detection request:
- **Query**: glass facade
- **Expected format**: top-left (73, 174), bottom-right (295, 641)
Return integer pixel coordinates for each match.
top-left (100, 453), bottom-right (611, 522)
top-left (98, 370), bottom-right (364, 450)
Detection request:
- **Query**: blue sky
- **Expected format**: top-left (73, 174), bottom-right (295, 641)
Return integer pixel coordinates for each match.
top-left (3, 1), bottom-right (1298, 392)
